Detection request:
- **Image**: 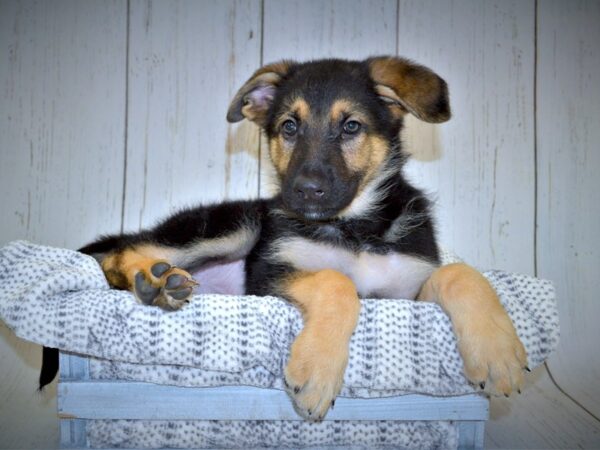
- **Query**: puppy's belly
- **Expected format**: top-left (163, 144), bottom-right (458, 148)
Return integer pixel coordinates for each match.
top-left (272, 238), bottom-right (436, 299)
top-left (191, 259), bottom-right (246, 295)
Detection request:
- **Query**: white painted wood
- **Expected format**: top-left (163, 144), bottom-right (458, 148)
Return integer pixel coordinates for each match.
top-left (536, 0), bottom-right (600, 418)
top-left (59, 353), bottom-right (89, 381)
top-left (123, 0), bottom-right (262, 232)
top-left (0, 0), bottom-right (127, 249)
top-left (58, 381), bottom-right (488, 421)
top-left (259, 0), bottom-right (398, 196)
top-left (0, 1), bottom-right (127, 449)
top-left (2, 2), bottom-right (599, 449)
top-left (0, 323), bottom-right (59, 449)
top-left (59, 419), bottom-right (86, 449)
top-left (485, 366), bottom-right (600, 449)
top-left (458, 421), bottom-right (485, 450)
top-left (263, 0), bottom-right (397, 62)
top-left (398, 0), bottom-right (536, 274)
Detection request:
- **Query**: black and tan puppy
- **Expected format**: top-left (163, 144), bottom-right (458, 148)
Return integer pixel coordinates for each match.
top-left (41, 56), bottom-right (527, 419)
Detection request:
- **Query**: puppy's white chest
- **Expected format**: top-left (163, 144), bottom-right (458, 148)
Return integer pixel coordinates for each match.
top-left (272, 238), bottom-right (436, 299)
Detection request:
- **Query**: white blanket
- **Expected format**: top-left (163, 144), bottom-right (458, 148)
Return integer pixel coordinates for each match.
top-left (0, 240), bottom-right (558, 396)
top-left (0, 240), bottom-right (560, 449)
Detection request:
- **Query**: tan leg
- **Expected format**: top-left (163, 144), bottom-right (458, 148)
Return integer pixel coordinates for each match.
top-left (101, 245), bottom-right (197, 310)
top-left (282, 269), bottom-right (361, 420)
top-left (418, 263), bottom-right (528, 396)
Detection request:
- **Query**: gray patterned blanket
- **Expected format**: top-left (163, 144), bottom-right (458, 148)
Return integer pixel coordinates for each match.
top-left (0, 240), bottom-right (559, 449)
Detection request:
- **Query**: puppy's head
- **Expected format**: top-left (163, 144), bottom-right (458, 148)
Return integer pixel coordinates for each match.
top-left (227, 56), bottom-right (450, 221)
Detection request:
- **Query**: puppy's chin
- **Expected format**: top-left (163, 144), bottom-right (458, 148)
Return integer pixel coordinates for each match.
top-left (282, 202), bottom-right (340, 222)
top-left (298, 209), bottom-right (333, 222)
top-left (281, 190), bottom-right (356, 222)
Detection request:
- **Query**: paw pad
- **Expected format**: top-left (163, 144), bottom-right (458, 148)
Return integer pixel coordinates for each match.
top-left (150, 262), bottom-right (171, 277)
top-left (133, 261), bottom-right (197, 310)
top-left (134, 272), bottom-right (161, 305)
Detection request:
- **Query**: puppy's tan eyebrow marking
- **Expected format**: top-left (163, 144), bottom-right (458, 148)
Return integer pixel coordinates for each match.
top-left (274, 97), bottom-right (311, 130)
top-left (330, 99), bottom-right (354, 122)
top-left (329, 99), bottom-right (368, 124)
top-left (290, 98), bottom-right (310, 121)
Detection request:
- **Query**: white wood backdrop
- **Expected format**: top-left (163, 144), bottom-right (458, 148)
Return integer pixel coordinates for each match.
top-left (0, 1), bottom-right (127, 448)
top-left (1, 0), bottom-right (599, 448)
top-left (124, 0), bottom-right (263, 231)
top-left (399, 0), bottom-right (536, 275)
top-left (536, 0), bottom-right (600, 419)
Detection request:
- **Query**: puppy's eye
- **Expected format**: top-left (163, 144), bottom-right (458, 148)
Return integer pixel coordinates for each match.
top-left (343, 120), bottom-right (361, 135)
top-left (281, 119), bottom-right (298, 136)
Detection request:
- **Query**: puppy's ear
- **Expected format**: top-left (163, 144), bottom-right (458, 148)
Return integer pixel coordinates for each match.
top-left (227, 60), bottom-right (295, 126)
top-left (367, 56), bottom-right (451, 123)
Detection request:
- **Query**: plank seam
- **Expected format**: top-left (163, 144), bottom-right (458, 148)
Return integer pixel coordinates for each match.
top-left (120, 0), bottom-right (131, 233)
top-left (257, 0), bottom-right (265, 197)
top-left (544, 362), bottom-right (600, 423)
top-left (395, 0), bottom-right (399, 56)
top-left (533, 0), bottom-right (539, 278)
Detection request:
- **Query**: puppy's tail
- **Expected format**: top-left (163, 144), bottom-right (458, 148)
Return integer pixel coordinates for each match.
top-left (39, 346), bottom-right (59, 390)
top-left (38, 242), bottom-right (97, 390)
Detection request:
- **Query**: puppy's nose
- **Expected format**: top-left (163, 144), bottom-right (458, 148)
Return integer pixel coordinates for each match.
top-left (294, 176), bottom-right (326, 202)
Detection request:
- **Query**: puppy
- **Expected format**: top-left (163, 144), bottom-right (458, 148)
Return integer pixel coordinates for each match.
top-left (41, 56), bottom-right (527, 420)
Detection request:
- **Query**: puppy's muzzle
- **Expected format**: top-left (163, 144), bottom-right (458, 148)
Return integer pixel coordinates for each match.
top-left (283, 162), bottom-right (358, 221)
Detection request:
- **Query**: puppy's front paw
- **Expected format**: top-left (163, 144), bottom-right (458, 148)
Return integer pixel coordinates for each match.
top-left (459, 308), bottom-right (528, 396)
top-left (284, 327), bottom-right (347, 421)
top-left (133, 261), bottom-right (197, 311)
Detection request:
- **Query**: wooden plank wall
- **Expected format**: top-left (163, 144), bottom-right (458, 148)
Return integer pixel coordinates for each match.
top-left (0, 0), bottom-right (599, 448)
top-left (0, 1), bottom-right (127, 448)
top-left (124, 0), bottom-right (262, 231)
top-left (537, 0), bottom-right (600, 418)
top-left (399, 0), bottom-right (536, 275)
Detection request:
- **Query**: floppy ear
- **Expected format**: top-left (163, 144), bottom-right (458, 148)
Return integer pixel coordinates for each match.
top-left (226, 60), bottom-right (295, 126)
top-left (367, 56), bottom-right (451, 123)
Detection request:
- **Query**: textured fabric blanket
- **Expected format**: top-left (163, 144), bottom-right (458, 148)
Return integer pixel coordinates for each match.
top-left (0, 240), bottom-right (559, 397)
top-left (0, 240), bottom-right (559, 449)
top-left (86, 419), bottom-right (459, 449)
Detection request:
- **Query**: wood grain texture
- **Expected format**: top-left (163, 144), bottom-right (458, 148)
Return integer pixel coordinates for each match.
top-left (259, 0), bottom-right (397, 196)
top-left (485, 366), bottom-right (600, 448)
top-left (458, 421), bottom-right (485, 450)
top-left (536, 0), bottom-right (600, 418)
top-left (263, 0), bottom-right (397, 62)
top-left (59, 419), bottom-right (86, 449)
top-left (123, 0), bottom-right (262, 232)
top-left (0, 0), bottom-right (127, 249)
top-left (398, 0), bottom-right (536, 274)
top-left (0, 2), bottom-right (127, 448)
top-left (59, 352), bottom-right (90, 381)
top-left (2, 2), bottom-right (600, 448)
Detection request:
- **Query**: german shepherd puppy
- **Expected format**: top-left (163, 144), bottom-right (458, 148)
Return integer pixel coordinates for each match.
top-left (41, 56), bottom-right (527, 420)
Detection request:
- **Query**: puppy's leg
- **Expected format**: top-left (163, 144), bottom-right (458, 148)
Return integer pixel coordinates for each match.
top-left (81, 200), bottom-right (263, 310)
top-left (101, 245), bottom-right (196, 311)
top-left (418, 263), bottom-right (528, 396)
top-left (283, 269), bottom-right (361, 420)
